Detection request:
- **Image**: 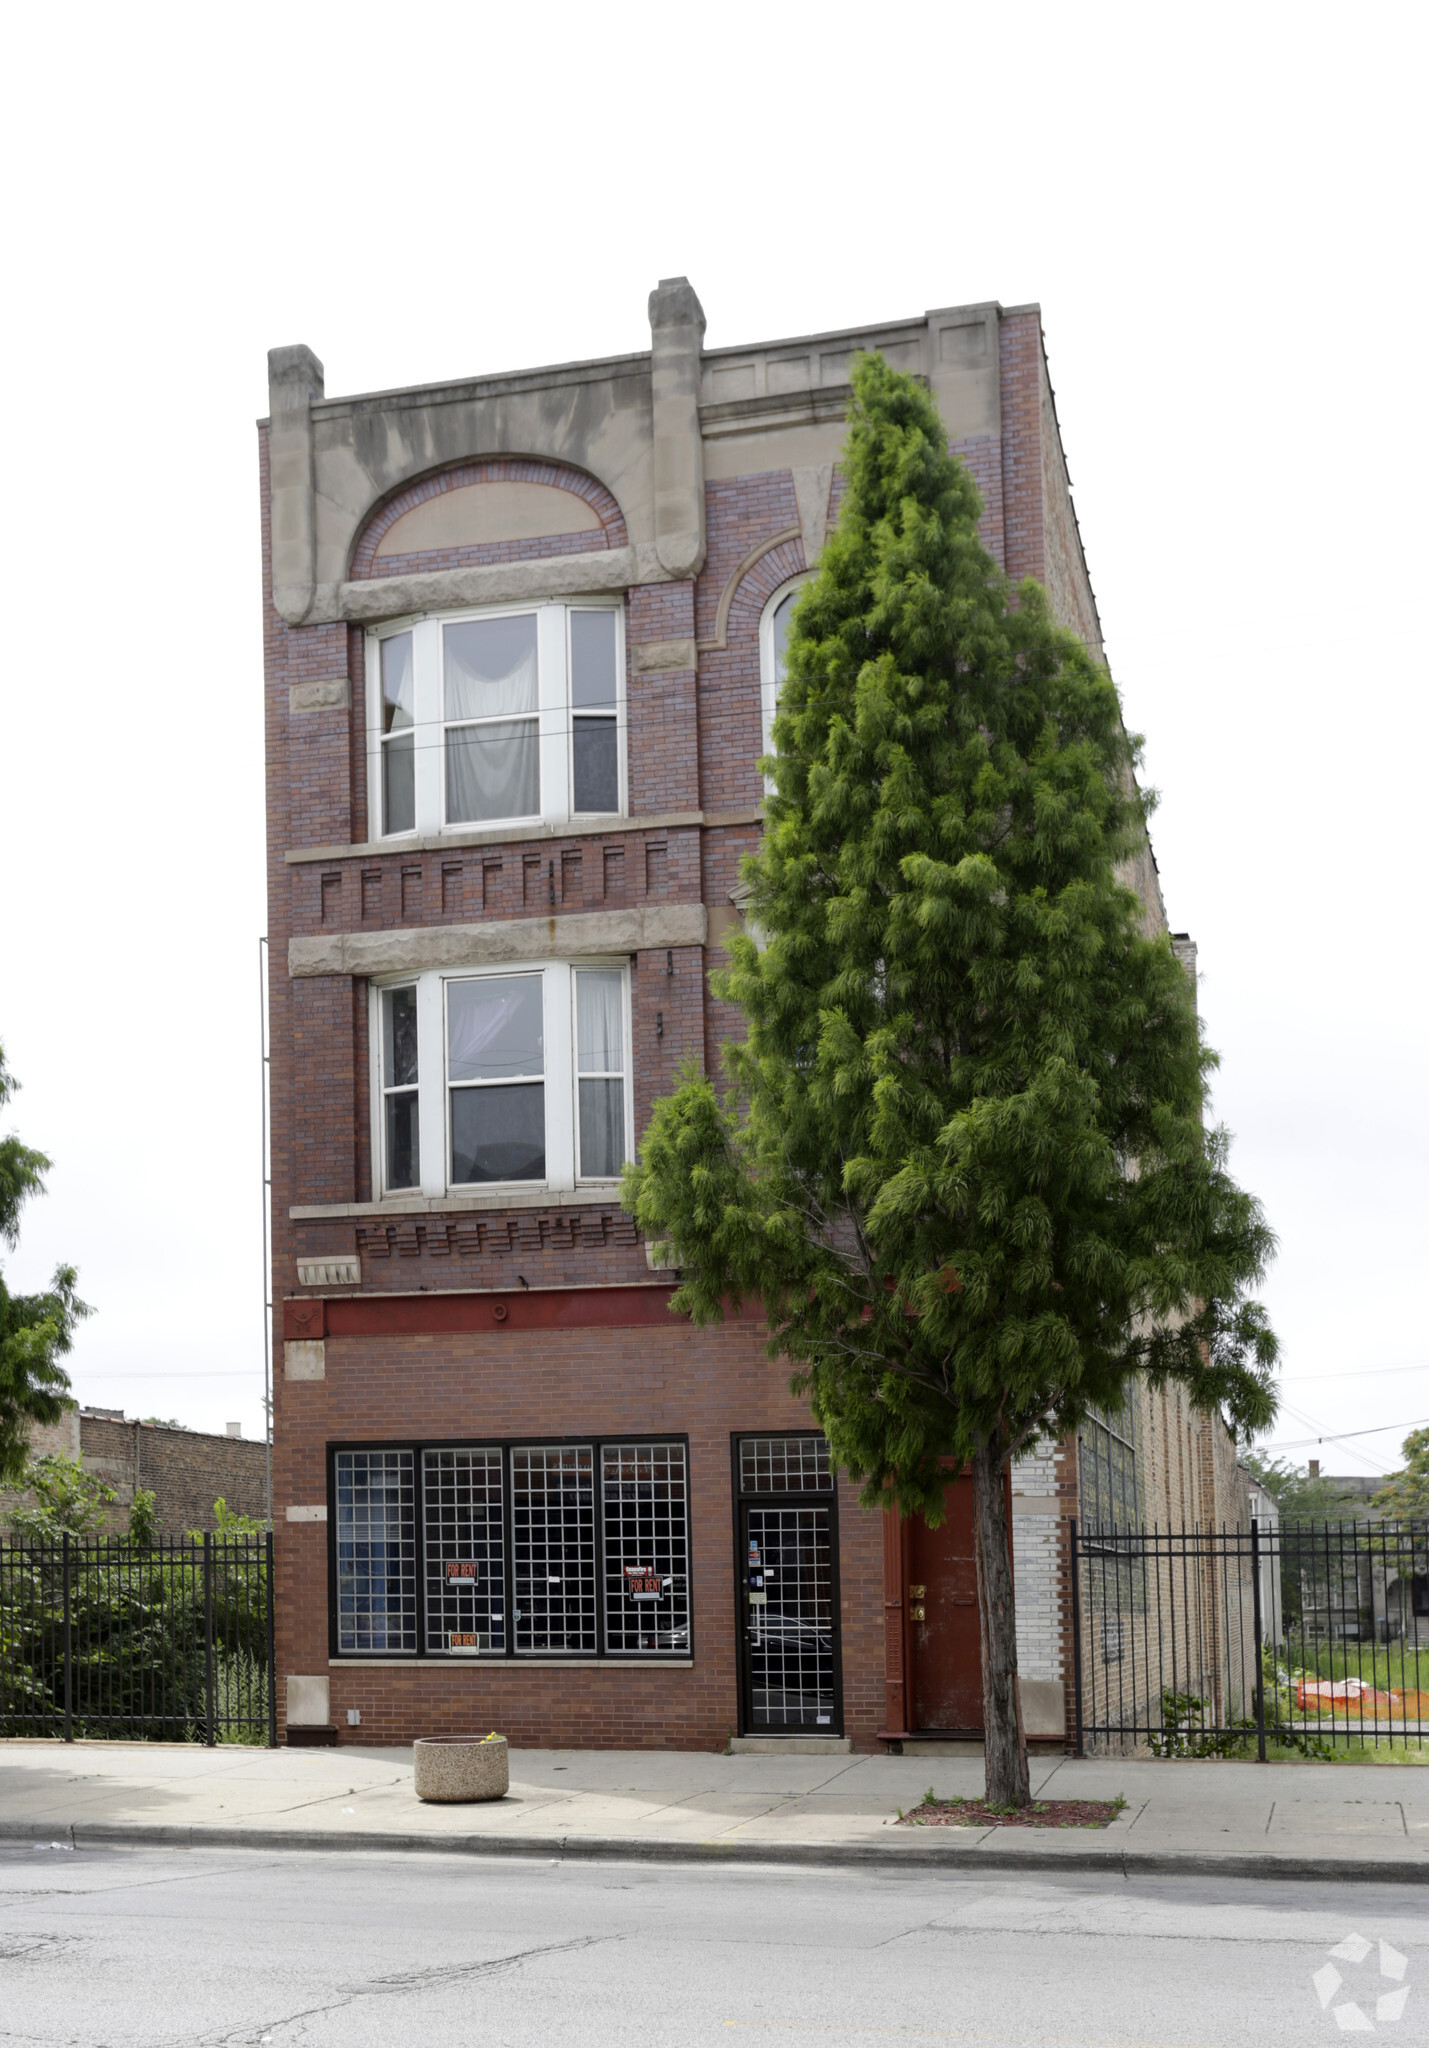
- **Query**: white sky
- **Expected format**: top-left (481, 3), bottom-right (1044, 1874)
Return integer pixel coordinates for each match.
top-left (2, 1), bottom-right (1423, 1477)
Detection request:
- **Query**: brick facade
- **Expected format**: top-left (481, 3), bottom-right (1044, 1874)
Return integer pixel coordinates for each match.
top-left (262, 282), bottom-right (1233, 1754)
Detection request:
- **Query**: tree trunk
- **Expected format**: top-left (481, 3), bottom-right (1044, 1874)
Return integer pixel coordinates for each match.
top-left (972, 1437), bottom-right (1029, 1807)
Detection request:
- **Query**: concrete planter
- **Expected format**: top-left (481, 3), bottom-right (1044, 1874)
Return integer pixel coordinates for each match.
top-left (413, 1736), bottom-right (509, 1803)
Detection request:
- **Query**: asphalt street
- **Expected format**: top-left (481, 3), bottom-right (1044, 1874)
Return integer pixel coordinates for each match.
top-left (0, 1844), bottom-right (1424, 2047)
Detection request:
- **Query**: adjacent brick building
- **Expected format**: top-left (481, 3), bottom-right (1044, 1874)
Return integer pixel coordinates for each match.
top-left (262, 279), bottom-right (1251, 1753)
top-left (1, 1409), bottom-right (267, 1538)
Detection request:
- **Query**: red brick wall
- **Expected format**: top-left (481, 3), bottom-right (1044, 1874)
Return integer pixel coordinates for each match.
top-left (262, 320), bottom-right (1064, 1754)
top-left (79, 1417), bottom-right (268, 1538)
top-left (277, 1315), bottom-right (884, 1751)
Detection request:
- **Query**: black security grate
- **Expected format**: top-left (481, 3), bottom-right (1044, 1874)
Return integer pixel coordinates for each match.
top-left (602, 1442), bottom-right (689, 1653)
top-left (336, 1448), bottom-right (417, 1653)
top-left (745, 1506), bottom-right (835, 1730)
top-left (739, 1436), bottom-right (832, 1494)
top-left (512, 1446), bottom-right (597, 1653)
top-left (423, 1448), bottom-right (505, 1653)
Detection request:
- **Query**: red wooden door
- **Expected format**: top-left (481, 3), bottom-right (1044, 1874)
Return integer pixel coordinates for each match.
top-left (907, 1472), bottom-right (984, 1733)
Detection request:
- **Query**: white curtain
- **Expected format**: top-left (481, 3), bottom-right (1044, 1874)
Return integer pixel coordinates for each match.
top-left (444, 616), bottom-right (538, 719)
top-left (576, 971), bottom-right (623, 1074)
top-left (381, 631), bottom-right (415, 732)
top-left (443, 618), bottom-right (539, 820)
top-left (448, 976), bottom-right (544, 1082)
top-left (446, 721), bottom-right (538, 823)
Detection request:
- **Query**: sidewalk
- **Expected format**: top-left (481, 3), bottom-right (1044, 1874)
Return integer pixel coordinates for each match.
top-left (2, 1741), bottom-right (1426, 1882)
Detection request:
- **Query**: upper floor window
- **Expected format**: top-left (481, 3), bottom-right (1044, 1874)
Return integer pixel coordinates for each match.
top-left (368, 600), bottom-right (624, 841)
top-left (758, 580), bottom-right (807, 783)
top-left (372, 960), bottom-right (632, 1199)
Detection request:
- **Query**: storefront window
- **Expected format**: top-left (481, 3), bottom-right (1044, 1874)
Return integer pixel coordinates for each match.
top-left (329, 1438), bottom-right (691, 1660)
top-left (334, 1449), bottom-right (417, 1654)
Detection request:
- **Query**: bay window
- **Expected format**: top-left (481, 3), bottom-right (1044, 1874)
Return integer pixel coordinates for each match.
top-left (373, 961), bottom-right (631, 1198)
top-left (367, 600), bottom-right (625, 839)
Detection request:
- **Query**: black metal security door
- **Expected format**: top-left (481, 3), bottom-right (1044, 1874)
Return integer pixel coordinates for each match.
top-left (734, 1435), bottom-right (841, 1735)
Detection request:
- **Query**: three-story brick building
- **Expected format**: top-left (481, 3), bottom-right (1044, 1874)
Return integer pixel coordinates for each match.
top-left (263, 279), bottom-right (1249, 1753)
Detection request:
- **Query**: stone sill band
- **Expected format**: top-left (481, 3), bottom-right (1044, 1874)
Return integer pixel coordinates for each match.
top-left (289, 903), bottom-right (706, 978)
top-left (331, 1658), bottom-right (695, 1670)
top-left (285, 808), bottom-right (762, 867)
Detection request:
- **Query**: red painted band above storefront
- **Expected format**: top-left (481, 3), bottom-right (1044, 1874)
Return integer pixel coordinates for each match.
top-left (283, 1285), bottom-right (764, 1341)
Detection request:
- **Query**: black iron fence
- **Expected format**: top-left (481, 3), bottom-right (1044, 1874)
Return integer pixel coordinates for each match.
top-left (1070, 1518), bottom-right (1429, 1757)
top-left (0, 1534), bottom-right (275, 1744)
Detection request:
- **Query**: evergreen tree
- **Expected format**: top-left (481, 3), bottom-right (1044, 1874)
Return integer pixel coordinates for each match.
top-left (0, 1041), bottom-right (89, 1483)
top-left (623, 354), bottom-right (1279, 1806)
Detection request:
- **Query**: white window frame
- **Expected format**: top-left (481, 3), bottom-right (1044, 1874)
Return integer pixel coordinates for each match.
top-left (369, 960), bottom-right (633, 1200)
top-left (365, 598), bottom-right (626, 843)
top-left (758, 577), bottom-right (809, 788)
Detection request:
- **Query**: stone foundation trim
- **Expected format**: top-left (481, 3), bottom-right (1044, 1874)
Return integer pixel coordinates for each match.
top-left (288, 677), bottom-right (351, 714)
top-left (285, 808), bottom-right (762, 867)
top-left (285, 1675), bottom-right (330, 1725)
top-left (289, 903), bottom-right (707, 978)
top-left (630, 637), bottom-right (698, 673)
top-left (283, 1340), bottom-right (326, 1381)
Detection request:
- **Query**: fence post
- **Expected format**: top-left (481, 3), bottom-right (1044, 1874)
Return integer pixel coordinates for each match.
top-left (1069, 1517), bottom-right (1084, 1758)
top-left (203, 1533), bottom-right (215, 1748)
top-left (62, 1533), bottom-right (73, 1743)
top-left (265, 1530), bottom-right (277, 1749)
top-left (1251, 1517), bottom-right (1266, 1763)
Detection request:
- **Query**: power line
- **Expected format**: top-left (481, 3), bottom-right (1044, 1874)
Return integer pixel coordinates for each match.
top-left (1257, 1416), bottom-right (1429, 1454)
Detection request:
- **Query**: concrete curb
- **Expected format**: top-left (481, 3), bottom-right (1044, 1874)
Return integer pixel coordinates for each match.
top-left (2, 1817), bottom-right (1425, 1884)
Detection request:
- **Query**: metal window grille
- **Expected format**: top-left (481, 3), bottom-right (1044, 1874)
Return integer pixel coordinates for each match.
top-left (602, 1442), bottom-right (690, 1653)
top-left (739, 1435), bottom-right (832, 1494)
top-left (1078, 1400), bottom-right (1140, 1536)
top-left (746, 1505), bottom-right (835, 1728)
top-left (335, 1449), bottom-right (416, 1653)
top-left (512, 1446), bottom-right (597, 1653)
top-left (422, 1448), bottom-right (504, 1654)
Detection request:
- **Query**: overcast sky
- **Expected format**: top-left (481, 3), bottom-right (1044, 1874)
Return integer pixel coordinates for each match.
top-left (2, 1), bottom-right (1423, 1475)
